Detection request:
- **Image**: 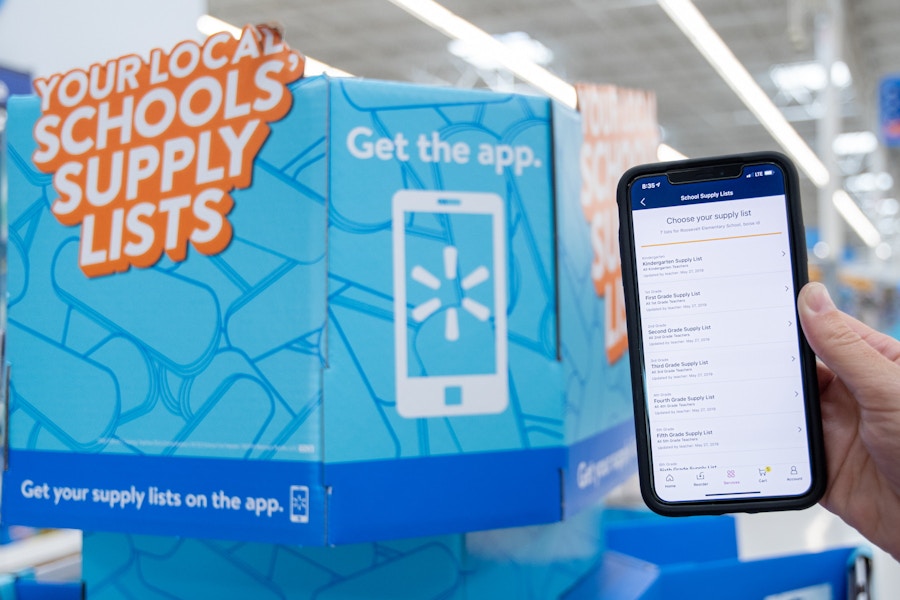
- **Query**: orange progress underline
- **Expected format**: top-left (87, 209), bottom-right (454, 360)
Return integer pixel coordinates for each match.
top-left (641, 231), bottom-right (782, 248)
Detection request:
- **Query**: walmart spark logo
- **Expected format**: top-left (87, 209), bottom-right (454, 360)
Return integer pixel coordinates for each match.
top-left (409, 246), bottom-right (491, 341)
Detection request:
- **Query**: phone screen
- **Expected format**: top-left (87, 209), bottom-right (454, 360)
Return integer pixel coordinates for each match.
top-left (624, 159), bottom-right (817, 505)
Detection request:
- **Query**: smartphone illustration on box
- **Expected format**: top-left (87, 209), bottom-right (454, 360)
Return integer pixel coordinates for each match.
top-left (392, 190), bottom-right (508, 418)
top-left (289, 485), bottom-right (309, 524)
top-left (617, 152), bottom-right (825, 515)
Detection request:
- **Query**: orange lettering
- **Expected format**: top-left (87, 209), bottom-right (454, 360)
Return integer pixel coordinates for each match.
top-left (576, 84), bottom-right (659, 364)
top-left (33, 25), bottom-right (305, 277)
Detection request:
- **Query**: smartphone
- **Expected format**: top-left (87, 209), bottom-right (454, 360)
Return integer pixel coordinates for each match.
top-left (617, 151), bottom-right (825, 515)
top-left (392, 190), bottom-right (509, 418)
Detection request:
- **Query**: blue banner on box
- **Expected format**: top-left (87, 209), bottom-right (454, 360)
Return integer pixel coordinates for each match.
top-left (4, 450), bottom-right (327, 545)
top-left (0, 64), bottom-right (30, 108)
top-left (879, 74), bottom-right (900, 146)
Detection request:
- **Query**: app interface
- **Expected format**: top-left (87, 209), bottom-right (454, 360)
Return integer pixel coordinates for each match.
top-left (630, 164), bottom-right (812, 502)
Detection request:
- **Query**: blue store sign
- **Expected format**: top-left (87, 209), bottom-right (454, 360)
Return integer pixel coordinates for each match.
top-left (0, 65), bottom-right (31, 108)
top-left (879, 74), bottom-right (900, 147)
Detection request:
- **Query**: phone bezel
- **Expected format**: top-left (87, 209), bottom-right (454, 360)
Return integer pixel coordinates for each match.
top-left (616, 151), bottom-right (826, 515)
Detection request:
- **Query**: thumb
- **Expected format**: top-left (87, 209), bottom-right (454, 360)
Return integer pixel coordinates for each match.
top-left (798, 282), bottom-right (899, 401)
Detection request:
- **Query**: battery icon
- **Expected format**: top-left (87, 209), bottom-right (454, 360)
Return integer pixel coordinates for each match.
top-left (764, 170), bottom-right (774, 176)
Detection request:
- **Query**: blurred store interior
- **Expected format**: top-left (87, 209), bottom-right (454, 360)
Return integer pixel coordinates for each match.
top-left (2, 0), bottom-right (900, 596)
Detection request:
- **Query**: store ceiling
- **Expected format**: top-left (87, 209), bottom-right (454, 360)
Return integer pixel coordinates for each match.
top-left (207, 0), bottom-right (900, 249)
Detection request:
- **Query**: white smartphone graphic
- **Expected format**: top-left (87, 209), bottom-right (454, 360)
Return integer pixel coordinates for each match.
top-left (392, 190), bottom-right (509, 418)
top-left (289, 485), bottom-right (309, 524)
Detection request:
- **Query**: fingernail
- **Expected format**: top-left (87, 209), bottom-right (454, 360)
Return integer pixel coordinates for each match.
top-left (803, 282), bottom-right (835, 314)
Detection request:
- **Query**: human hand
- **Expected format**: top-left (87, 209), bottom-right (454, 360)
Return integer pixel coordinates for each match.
top-left (798, 281), bottom-right (900, 560)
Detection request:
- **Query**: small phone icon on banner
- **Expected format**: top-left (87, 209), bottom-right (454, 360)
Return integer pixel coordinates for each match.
top-left (289, 485), bottom-right (309, 524)
top-left (392, 190), bottom-right (509, 418)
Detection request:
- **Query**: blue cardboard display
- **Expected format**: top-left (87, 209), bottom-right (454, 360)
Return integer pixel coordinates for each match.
top-left (1, 52), bottom-right (637, 544)
top-left (0, 575), bottom-right (15, 600)
top-left (80, 507), bottom-right (869, 599)
top-left (14, 581), bottom-right (83, 600)
top-left (566, 510), bottom-right (869, 600)
top-left (81, 502), bottom-right (611, 600)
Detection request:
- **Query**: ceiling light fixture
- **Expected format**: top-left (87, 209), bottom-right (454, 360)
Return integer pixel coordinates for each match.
top-left (657, 143), bottom-right (688, 162)
top-left (196, 15), bottom-right (352, 77)
top-left (386, 0), bottom-right (578, 108)
top-left (770, 60), bottom-right (851, 95)
top-left (832, 190), bottom-right (881, 247)
top-left (389, 1), bottom-right (680, 165)
top-left (832, 131), bottom-right (878, 156)
top-left (845, 172), bottom-right (894, 194)
top-left (448, 31), bottom-right (553, 72)
top-left (197, 14), bottom-right (240, 38)
top-left (657, 0), bottom-right (829, 188)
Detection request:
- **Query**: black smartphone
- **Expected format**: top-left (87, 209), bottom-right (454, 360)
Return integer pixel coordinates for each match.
top-left (616, 151), bottom-right (826, 515)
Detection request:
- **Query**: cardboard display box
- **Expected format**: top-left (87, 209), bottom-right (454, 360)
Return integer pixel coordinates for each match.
top-left (571, 510), bottom-right (871, 600)
top-left (81, 502), bottom-right (611, 600)
top-left (1, 29), bottom-right (655, 545)
top-left (81, 508), bottom-right (870, 600)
